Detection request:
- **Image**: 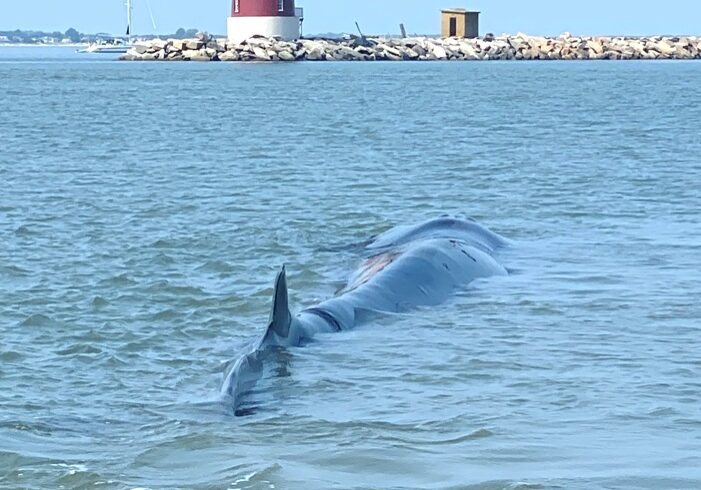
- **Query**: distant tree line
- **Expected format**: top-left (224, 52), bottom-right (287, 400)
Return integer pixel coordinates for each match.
top-left (173, 28), bottom-right (200, 39)
top-left (0, 27), bottom-right (203, 44)
top-left (0, 28), bottom-right (83, 43)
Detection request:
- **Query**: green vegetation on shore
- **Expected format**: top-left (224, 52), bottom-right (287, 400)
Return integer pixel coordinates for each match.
top-left (0, 27), bottom-right (204, 45)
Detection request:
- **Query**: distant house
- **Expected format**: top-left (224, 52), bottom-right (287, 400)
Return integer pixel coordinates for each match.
top-left (441, 8), bottom-right (479, 38)
top-left (0, 35), bottom-right (9, 43)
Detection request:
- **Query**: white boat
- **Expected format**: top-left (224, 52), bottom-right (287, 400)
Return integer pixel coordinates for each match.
top-left (77, 38), bottom-right (130, 54)
top-left (78, 0), bottom-right (134, 54)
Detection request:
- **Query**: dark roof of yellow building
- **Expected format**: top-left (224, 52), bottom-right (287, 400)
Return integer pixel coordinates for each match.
top-left (441, 8), bottom-right (480, 14)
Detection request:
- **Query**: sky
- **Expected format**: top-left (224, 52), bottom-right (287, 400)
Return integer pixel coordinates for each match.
top-left (1, 0), bottom-right (700, 37)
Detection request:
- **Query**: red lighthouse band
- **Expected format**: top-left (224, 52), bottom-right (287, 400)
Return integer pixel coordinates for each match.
top-left (232, 0), bottom-right (297, 18)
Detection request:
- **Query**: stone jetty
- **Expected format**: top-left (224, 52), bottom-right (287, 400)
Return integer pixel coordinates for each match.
top-left (120, 32), bottom-right (701, 62)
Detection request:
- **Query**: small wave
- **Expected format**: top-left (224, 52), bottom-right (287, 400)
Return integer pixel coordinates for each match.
top-left (444, 481), bottom-right (545, 490)
top-left (55, 465), bottom-right (109, 489)
top-left (91, 296), bottom-right (109, 308)
top-left (227, 463), bottom-right (281, 490)
top-left (0, 264), bottom-right (31, 276)
top-left (153, 252), bottom-right (176, 265)
top-left (151, 238), bottom-right (176, 249)
top-left (384, 428), bottom-right (494, 447)
top-left (164, 284), bottom-right (206, 296)
top-left (150, 309), bottom-right (181, 321)
top-left (196, 260), bottom-right (236, 273)
top-left (19, 313), bottom-right (56, 327)
top-left (142, 281), bottom-right (205, 297)
top-left (0, 450), bottom-right (58, 478)
top-left (647, 407), bottom-right (679, 417)
top-left (0, 350), bottom-right (25, 362)
top-left (99, 273), bottom-right (136, 287)
top-left (14, 225), bottom-right (35, 236)
top-left (55, 344), bottom-right (102, 355)
top-left (103, 355), bottom-right (129, 367)
top-left (460, 428), bottom-right (494, 441)
top-left (0, 420), bottom-right (55, 436)
top-left (505, 483), bottom-right (545, 490)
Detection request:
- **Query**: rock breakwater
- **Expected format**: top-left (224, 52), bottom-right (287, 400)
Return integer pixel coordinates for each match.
top-left (120, 33), bottom-right (701, 62)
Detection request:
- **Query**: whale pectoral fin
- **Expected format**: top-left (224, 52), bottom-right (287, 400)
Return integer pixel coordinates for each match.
top-left (265, 265), bottom-right (292, 340)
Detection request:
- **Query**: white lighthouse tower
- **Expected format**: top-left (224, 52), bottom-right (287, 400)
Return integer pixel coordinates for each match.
top-left (228, 0), bottom-right (303, 43)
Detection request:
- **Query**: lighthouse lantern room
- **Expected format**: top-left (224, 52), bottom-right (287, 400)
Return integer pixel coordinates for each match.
top-left (228, 0), bottom-right (303, 43)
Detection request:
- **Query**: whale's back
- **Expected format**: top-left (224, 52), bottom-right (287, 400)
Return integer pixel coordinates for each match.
top-left (222, 217), bottom-right (509, 409)
top-left (313, 236), bottom-right (507, 328)
top-left (367, 217), bottom-right (508, 253)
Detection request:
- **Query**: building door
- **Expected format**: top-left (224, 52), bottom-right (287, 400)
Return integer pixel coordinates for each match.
top-left (449, 17), bottom-right (457, 37)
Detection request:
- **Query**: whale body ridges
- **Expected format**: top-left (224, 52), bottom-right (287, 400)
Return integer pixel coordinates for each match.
top-left (221, 217), bottom-right (509, 410)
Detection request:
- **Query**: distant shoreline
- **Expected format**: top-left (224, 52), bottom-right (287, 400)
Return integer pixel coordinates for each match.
top-left (0, 43), bottom-right (87, 48)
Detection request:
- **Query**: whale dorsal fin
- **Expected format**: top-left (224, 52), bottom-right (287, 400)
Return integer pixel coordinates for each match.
top-left (267, 265), bottom-right (292, 339)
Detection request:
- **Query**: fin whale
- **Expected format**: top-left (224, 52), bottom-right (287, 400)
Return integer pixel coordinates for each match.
top-left (221, 217), bottom-right (509, 410)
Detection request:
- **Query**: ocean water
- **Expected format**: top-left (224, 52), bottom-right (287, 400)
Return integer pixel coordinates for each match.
top-left (1, 47), bottom-right (700, 490)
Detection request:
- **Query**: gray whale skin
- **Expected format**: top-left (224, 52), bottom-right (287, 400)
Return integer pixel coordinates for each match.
top-left (221, 217), bottom-right (509, 410)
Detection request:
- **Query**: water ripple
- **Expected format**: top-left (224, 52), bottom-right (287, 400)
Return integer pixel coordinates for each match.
top-left (1, 52), bottom-right (700, 489)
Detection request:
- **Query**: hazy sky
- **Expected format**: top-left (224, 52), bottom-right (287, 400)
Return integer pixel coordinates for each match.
top-left (2, 0), bottom-right (700, 37)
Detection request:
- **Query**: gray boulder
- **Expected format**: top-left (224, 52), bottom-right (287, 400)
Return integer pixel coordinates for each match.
top-left (206, 41), bottom-right (225, 52)
top-left (432, 45), bottom-right (448, 60)
top-left (182, 49), bottom-right (205, 60)
top-left (306, 47), bottom-right (325, 60)
top-left (171, 39), bottom-right (186, 51)
top-left (412, 44), bottom-right (426, 56)
top-left (278, 50), bottom-right (295, 61)
top-left (403, 48), bottom-right (420, 60)
top-left (150, 39), bottom-right (167, 50)
top-left (252, 46), bottom-right (271, 60)
top-left (185, 40), bottom-right (203, 50)
top-left (196, 31), bottom-right (212, 43)
top-left (219, 50), bottom-right (239, 61)
top-left (133, 43), bottom-right (150, 54)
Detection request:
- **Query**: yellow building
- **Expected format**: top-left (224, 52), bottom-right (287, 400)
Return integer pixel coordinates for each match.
top-left (441, 8), bottom-right (480, 38)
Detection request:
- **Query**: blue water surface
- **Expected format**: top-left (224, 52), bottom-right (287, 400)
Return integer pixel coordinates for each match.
top-left (1, 47), bottom-right (700, 489)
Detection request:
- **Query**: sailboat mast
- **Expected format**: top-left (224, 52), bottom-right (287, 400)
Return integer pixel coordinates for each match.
top-left (126, 0), bottom-right (133, 38)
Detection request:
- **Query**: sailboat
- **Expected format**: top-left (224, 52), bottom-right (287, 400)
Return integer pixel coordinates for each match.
top-left (77, 0), bottom-right (135, 54)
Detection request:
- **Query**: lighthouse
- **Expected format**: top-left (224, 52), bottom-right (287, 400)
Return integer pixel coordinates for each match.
top-left (228, 0), bottom-right (303, 43)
